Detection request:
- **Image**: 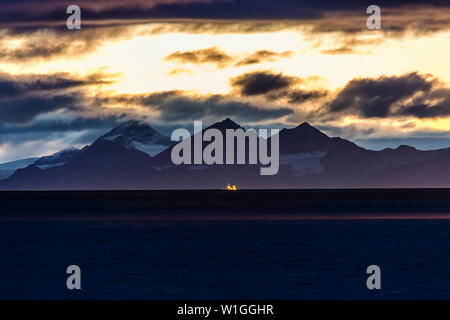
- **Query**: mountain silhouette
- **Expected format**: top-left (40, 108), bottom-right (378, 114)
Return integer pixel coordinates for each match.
top-left (278, 122), bottom-right (332, 154)
top-left (151, 117), bottom-right (245, 166)
top-left (361, 148), bottom-right (450, 187)
top-left (1, 118), bottom-right (449, 189)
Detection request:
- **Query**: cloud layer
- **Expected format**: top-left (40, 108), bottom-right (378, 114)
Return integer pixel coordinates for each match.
top-left (327, 72), bottom-right (450, 119)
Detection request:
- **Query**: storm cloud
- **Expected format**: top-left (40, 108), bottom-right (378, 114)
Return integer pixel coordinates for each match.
top-left (0, 95), bottom-right (79, 124)
top-left (1, 1), bottom-right (448, 42)
top-left (156, 95), bottom-right (294, 122)
top-left (231, 71), bottom-right (298, 96)
top-left (0, 72), bottom-right (113, 98)
top-left (1, 1), bottom-right (449, 64)
top-left (0, 71), bottom-right (116, 124)
top-left (327, 72), bottom-right (450, 119)
top-left (1, 0), bottom-right (449, 24)
top-left (231, 71), bottom-right (327, 104)
top-left (102, 90), bottom-right (294, 123)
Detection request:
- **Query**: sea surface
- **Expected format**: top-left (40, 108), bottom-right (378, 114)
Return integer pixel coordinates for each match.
top-left (1, 219), bottom-right (450, 299)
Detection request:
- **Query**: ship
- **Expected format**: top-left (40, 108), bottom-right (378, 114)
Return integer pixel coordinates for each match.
top-left (226, 183), bottom-right (237, 191)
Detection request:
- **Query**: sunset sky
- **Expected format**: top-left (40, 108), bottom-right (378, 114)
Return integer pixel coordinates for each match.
top-left (0, 0), bottom-right (449, 162)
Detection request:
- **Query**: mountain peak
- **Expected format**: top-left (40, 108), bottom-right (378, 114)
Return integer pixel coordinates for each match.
top-left (96, 120), bottom-right (172, 157)
top-left (221, 117), bottom-right (240, 127)
top-left (100, 120), bottom-right (166, 143)
top-left (279, 121), bottom-right (331, 154)
top-left (296, 122), bottom-right (312, 128)
top-left (396, 145), bottom-right (416, 151)
top-left (207, 118), bottom-right (242, 131)
top-left (111, 120), bottom-right (155, 133)
top-left (294, 122), bottom-right (324, 134)
top-left (283, 121), bottom-right (328, 138)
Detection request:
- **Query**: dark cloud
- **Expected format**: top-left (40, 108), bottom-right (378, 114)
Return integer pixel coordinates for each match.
top-left (0, 39), bottom-right (71, 62)
top-left (316, 124), bottom-right (377, 138)
top-left (397, 98), bottom-right (450, 119)
top-left (329, 72), bottom-right (433, 117)
top-left (0, 94), bottom-right (79, 124)
top-left (327, 73), bottom-right (450, 119)
top-left (1, 0), bottom-right (449, 24)
top-left (104, 90), bottom-right (182, 106)
top-left (0, 0), bottom-right (320, 24)
top-left (157, 95), bottom-right (293, 122)
top-left (231, 71), bottom-right (298, 96)
top-left (0, 27), bottom-right (133, 62)
top-left (230, 71), bottom-right (327, 104)
top-left (319, 36), bottom-right (382, 55)
top-left (0, 72), bottom-right (113, 98)
top-left (166, 48), bottom-right (292, 68)
top-left (393, 88), bottom-right (450, 118)
top-left (0, 71), bottom-right (116, 124)
top-left (102, 90), bottom-right (294, 123)
top-left (1, 0), bottom-right (448, 41)
top-left (235, 50), bottom-right (292, 66)
top-left (0, 116), bottom-right (123, 137)
top-left (165, 47), bottom-right (233, 67)
top-left (1, 2), bottom-right (448, 63)
top-left (320, 47), bottom-right (356, 55)
top-left (267, 89), bottom-right (328, 104)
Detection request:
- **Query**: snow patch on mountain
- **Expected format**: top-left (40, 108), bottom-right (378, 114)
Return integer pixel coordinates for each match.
top-left (0, 158), bottom-right (39, 179)
top-left (131, 141), bottom-right (170, 157)
top-left (103, 134), bottom-right (121, 142)
top-left (280, 152), bottom-right (326, 175)
top-left (98, 120), bottom-right (172, 156)
top-left (34, 147), bottom-right (80, 169)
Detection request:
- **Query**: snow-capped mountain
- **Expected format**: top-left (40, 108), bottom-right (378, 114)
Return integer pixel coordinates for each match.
top-left (33, 147), bottom-right (80, 169)
top-left (0, 147), bottom-right (81, 179)
top-left (2, 118), bottom-right (450, 189)
top-left (0, 120), bottom-right (171, 180)
top-left (0, 157), bottom-right (39, 179)
top-left (96, 120), bottom-right (172, 156)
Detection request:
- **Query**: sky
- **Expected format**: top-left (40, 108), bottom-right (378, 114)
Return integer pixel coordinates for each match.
top-left (0, 0), bottom-right (449, 162)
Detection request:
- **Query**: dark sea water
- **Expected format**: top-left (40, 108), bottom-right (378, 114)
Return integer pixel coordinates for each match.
top-left (1, 219), bottom-right (450, 299)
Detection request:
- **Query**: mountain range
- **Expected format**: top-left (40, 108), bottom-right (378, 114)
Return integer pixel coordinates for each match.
top-left (1, 118), bottom-right (449, 189)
